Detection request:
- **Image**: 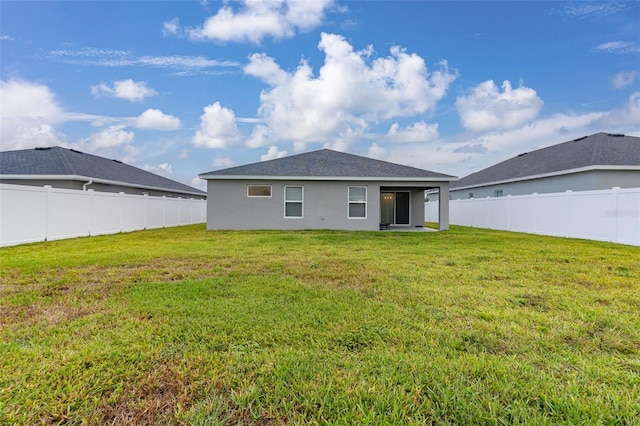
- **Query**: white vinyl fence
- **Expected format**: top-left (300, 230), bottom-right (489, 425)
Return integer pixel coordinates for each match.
top-left (426, 187), bottom-right (640, 246)
top-left (0, 184), bottom-right (207, 247)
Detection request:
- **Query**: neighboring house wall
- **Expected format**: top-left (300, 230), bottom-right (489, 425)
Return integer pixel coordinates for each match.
top-left (447, 170), bottom-right (640, 200)
top-left (206, 180), bottom-right (430, 231)
top-left (0, 179), bottom-right (206, 199)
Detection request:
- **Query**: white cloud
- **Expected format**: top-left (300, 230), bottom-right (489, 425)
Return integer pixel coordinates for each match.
top-left (186, 0), bottom-right (335, 43)
top-left (79, 126), bottom-right (135, 149)
top-left (386, 121), bottom-right (439, 143)
top-left (143, 162), bottom-right (173, 177)
top-left (593, 41), bottom-right (640, 54)
top-left (134, 108), bottom-right (181, 130)
top-left (91, 79), bottom-right (158, 102)
top-left (246, 124), bottom-right (272, 148)
top-left (0, 80), bottom-right (66, 150)
top-left (455, 80), bottom-right (543, 132)
top-left (245, 33), bottom-right (458, 147)
top-left (48, 48), bottom-right (240, 74)
top-left (69, 126), bottom-right (139, 163)
top-left (163, 18), bottom-right (181, 37)
top-left (612, 71), bottom-right (638, 89)
top-left (211, 157), bottom-right (236, 168)
top-left (595, 91), bottom-right (640, 127)
top-left (1, 35), bottom-right (14, 41)
top-left (563, 3), bottom-right (627, 18)
top-left (192, 102), bottom-right (242, 149)
top-left (367, 142), bottom-right (388, 160)
top-left (261, 146), bottom-right (288, 161)
top-left (191, 176), bottom-right (207, 190)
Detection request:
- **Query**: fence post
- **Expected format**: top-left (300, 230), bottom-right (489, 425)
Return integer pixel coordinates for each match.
top-left (44, 185), bottom-right (52, 241)
top-left (532, 193), bottom-right (538, 233)
top-left (119, 192), bottom-right (125, 232)
top-left (143, 193), bottom-right (148, 230)
top-left (162, 196), bottom-right (167, 228)
top-left (565, 190), bottom-right (572, 238)
top-left (88, 189), bottom-right (95, 236)
top-left (506, 195), bottom-right (511, 231)
top-left (612, 187), bottom-right (621, 243)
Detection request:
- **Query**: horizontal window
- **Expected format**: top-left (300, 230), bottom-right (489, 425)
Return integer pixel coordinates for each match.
top-left (247, 185), bottom-right (272, 197)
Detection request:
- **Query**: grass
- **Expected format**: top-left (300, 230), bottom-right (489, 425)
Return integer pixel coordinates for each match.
top-left (1, 224), bottom-right (639, 425)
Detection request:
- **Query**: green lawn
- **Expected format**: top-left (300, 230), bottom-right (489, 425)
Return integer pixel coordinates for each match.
top-left (1, 225), bottom-right (639, 425)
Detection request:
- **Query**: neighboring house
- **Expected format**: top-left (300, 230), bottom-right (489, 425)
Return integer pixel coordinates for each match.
top-left (440, 132), bottom-right (640, 200)
top-left (0, 146), bottom-right (206, 199)
top-left (199, 149), bottom-right (456, 231)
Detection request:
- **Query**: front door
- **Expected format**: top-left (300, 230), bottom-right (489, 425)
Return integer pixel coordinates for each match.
top-left (380, 192), bottom-right (410, 225)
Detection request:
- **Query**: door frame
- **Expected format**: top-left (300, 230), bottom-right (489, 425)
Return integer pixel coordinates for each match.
top-left (380, 191), bottom-right (411, 226)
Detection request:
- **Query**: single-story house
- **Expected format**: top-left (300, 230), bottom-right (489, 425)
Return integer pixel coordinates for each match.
top-left (199, 149), bottom-right (456, 231)
top-left (435, 132), bottom-right (640, 200)
top-left (0, 146), bottom-right (206, 199)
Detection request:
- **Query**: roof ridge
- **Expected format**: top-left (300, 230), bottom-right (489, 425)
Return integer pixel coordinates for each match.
top-left (55, 147), bottom-right (78, 175)
top-left (590, 133), bottom-right (604, 164)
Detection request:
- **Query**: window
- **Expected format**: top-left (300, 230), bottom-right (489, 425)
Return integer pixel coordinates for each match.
top-left (348, 186), bottom-right (367, 218)
top-left (285, 186), bottom-right (303, 218)
top-left (494, 190), bottom-right (504, 197)
top-left (468, 192), bottom-right (474, 199)
top-left (247, 185), bottom-right (272, 197)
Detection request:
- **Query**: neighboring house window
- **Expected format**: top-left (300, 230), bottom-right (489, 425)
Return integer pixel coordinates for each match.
top-left (468, 192), bottom-right (474, 199)
top-left (247, 185), bottom-right (272, 197)
top-left (284, 186), bottom-right (303, 218)
top-left (348, 186), bottom-right (367, 219)
top-left (494, 190), bottom-right (503, 197)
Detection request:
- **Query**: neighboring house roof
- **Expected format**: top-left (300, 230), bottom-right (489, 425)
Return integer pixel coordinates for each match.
top-left (453, 132), bottom-right (640, 190)
top-left (0, 146), bottom-right (205, 196)
top-left (200, 149), bottom-right (456, 182)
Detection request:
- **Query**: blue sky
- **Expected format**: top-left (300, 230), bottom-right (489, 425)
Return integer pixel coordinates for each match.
top-left (1, 1), bottom-right (639, 189)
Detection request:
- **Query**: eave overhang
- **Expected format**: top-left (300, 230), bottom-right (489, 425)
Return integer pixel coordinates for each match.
top-left (0, 174), bottom-right (206, 197)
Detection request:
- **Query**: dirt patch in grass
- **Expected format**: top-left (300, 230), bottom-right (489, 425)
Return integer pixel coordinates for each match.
top-left (95, 360), bottom-right (198, 426)
top-left (0, 260), bottom-right (222, 327)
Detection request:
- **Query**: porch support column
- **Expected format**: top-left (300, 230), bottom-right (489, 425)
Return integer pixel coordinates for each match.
top-left (438, 183), bottom-right (450, 231)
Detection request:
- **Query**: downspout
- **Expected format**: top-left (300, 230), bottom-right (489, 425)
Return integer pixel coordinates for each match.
top-left (82, 180), bottom-right (93, 191)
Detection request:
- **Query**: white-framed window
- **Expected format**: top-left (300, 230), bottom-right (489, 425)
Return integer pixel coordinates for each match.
top-left (348, 186), bottom-right (367, 219)
top-left (284, 186), bottom-right (303, 218)
top-left (247, 185), bottom-right (272, 197)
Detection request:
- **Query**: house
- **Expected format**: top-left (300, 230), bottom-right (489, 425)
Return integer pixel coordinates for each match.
top-left (0, 146), bottom-right (206, 199)
top-left (445, 132), bottom-right (640, 200)
top-left (198, 149), bottom-right (456, 231)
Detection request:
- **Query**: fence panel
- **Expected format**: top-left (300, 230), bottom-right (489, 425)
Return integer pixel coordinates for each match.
top-left (0, 184), bottom-right (206, 247)
top-left (0, 185), bottom-right (47, 245)
top-left (90, 191), bottom-right (123, 235)
top-left (426, 187), bottom-right (640, 246)
top-left (47, 187), bottom-right (91, 241)
top-left (146, 197), bottom-right (166, 229)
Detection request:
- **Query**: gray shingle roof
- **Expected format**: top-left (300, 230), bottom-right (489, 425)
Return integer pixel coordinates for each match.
top-left (200, 149), bottom-right (456, 180)
top-left (0, 146), bottom-right (205, 195)
top-left (453, 132), bottom-right (640, 189)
